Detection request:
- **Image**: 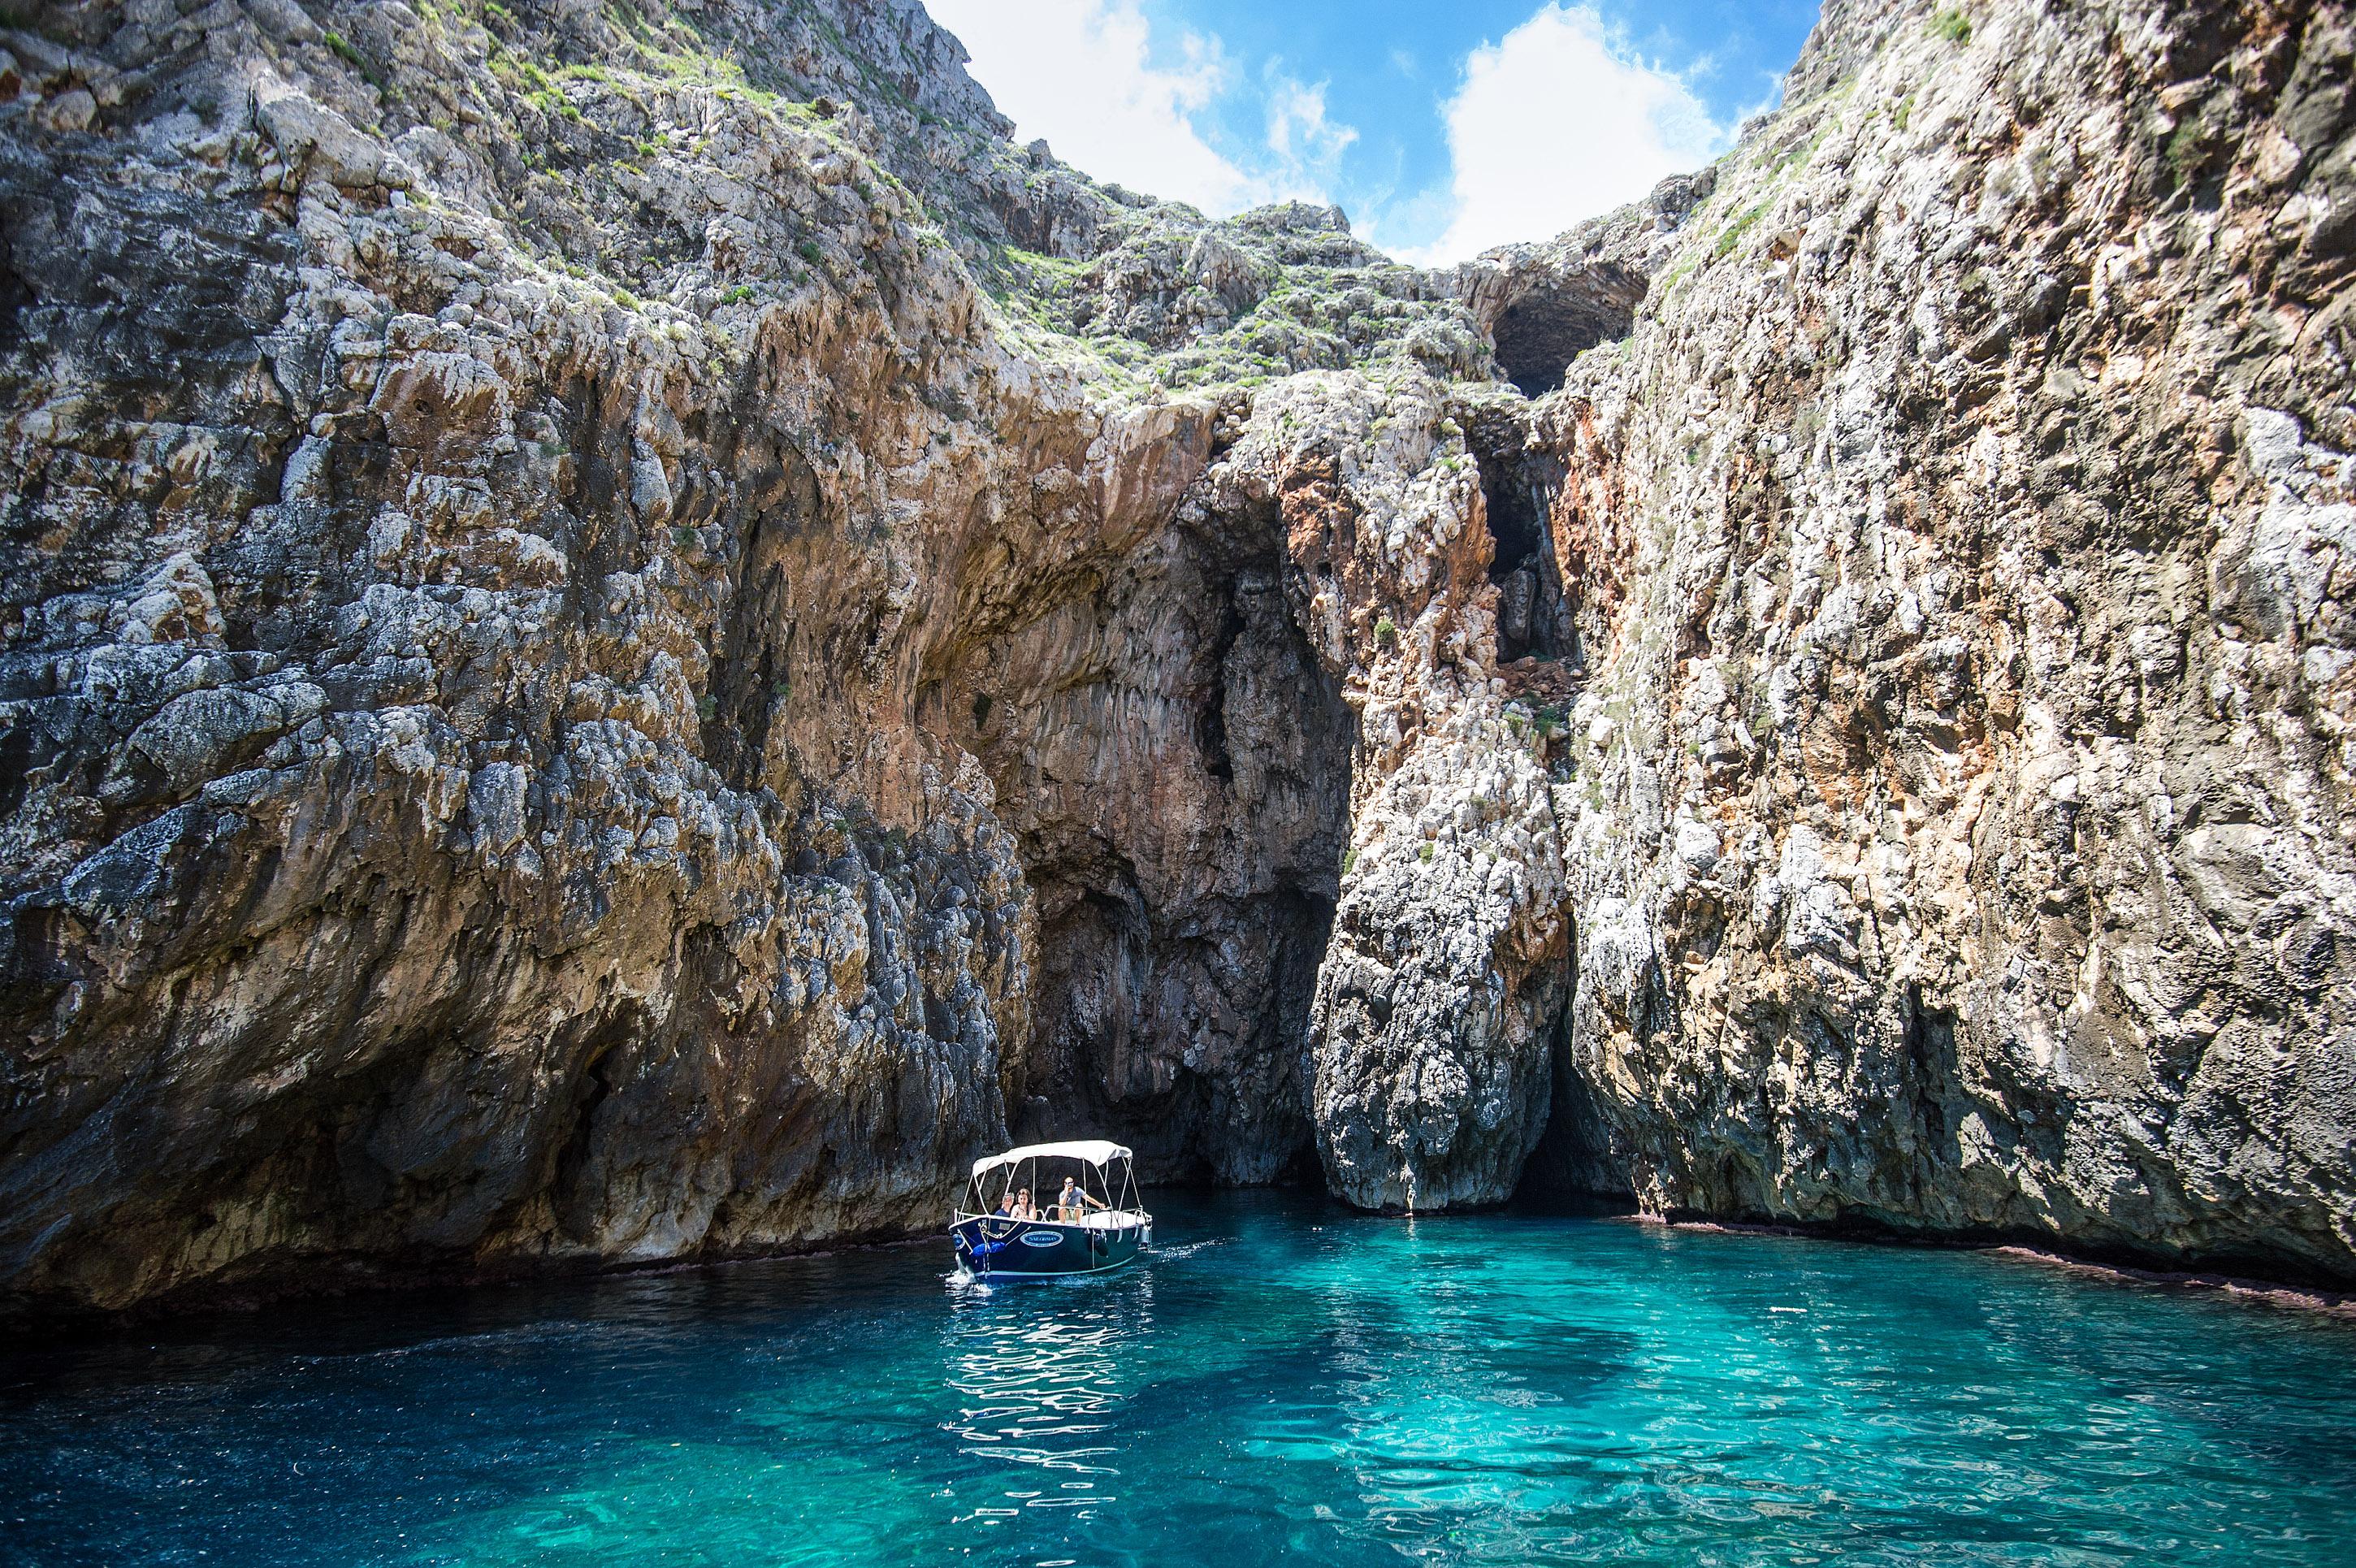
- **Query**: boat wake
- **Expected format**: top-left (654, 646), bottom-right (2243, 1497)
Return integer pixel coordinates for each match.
top-left (1150, 1238), bottom-right (1223, 1263)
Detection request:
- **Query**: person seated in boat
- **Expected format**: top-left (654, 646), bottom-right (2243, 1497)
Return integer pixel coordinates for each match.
top-left (1054, 1176), bottom-right (1107, 1223)
top-left (992, 1188), bottom-right (1016, 1219)
top-left (1011, 1187), bottom-right (1037, 1220)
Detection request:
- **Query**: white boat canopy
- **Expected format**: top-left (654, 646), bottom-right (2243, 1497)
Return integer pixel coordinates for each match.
top-left (970, 1140), bottom-right (1132, 1179)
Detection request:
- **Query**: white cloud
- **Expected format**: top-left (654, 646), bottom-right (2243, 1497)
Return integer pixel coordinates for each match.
top-left (926, 0), bottom-right (1335, 217)
top-left (1261, 72), bottom-right (1356, 201)
top-left (1389, 4), bottom-right (1733, 265)
top-left (925, 0), bottom-right (1727, 264)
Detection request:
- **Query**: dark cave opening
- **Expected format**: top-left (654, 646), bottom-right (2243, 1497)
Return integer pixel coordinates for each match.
top-left (1483, 458), bottom-right (1545, 582)
top-left (1490, 265), bottom-right (1646, 397)
top-left (1462, 405), bottom-right (1574, 667)
top-left (1195, 596), bottom-right (1245, 784)
top-left (1515, 1053), bottom-right (1636, 1212)
top-left (973, 506), bottom-right (1355, 1188)
top-left (1511, 933), bottom-right (1637, 1215)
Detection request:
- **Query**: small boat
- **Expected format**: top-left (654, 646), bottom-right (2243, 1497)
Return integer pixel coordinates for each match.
top-left (951, 1139), bottom-right (1153, 1280)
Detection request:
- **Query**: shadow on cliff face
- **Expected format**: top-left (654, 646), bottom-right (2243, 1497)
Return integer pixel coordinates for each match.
top-left (1460, 396), bottom-right (1576, 669)
top-left (933, 489), bottom-right (1353, 1186)
top-left (700, 444), bottom-right (826, 791)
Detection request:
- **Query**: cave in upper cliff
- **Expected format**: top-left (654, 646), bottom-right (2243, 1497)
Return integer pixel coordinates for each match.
top-left (1489, 269), bottom-right (1648, 396)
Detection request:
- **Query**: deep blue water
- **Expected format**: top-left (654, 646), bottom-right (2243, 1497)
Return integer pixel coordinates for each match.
top-left (4, 1191), bottom-right (2354, 1566)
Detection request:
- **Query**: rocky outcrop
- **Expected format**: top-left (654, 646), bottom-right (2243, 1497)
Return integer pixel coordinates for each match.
top-left (1543, 0), bottom-right (2356, 1280)
top-left (2, 0), bottom-right (2353, 1315)
top-left (1225, 376), bottom-right (1574, 1211)
top-left (0, 0), bottom-right (1245, 1310)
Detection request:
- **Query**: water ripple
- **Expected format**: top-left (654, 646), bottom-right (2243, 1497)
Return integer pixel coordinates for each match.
top-left (2, 1193), bottom-right (2353, 1567)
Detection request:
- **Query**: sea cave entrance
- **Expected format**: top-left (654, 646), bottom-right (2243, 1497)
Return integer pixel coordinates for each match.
top-left (940, 493), bottom-right (1352, 1189)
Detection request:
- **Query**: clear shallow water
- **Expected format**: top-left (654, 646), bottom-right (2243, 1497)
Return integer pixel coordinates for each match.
top-left (4, 1193), bottom-right (2354, 1566)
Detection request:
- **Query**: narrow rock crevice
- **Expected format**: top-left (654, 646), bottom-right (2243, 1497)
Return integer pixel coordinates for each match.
top-left (1461, 396), bottom-right (1576, 669)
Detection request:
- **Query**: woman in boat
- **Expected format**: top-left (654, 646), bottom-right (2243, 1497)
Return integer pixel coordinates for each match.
top-left (950, 1141), bottom-right (1150, 1277)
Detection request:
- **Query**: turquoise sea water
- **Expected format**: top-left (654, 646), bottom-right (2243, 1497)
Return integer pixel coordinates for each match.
top-left (4, 1191), bottom-right (2354, 1566)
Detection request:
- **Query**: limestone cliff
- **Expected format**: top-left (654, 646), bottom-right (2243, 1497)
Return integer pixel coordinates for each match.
top-left (1, 0), bottom-right (2351, 1315)
top-left (1542, 0), bottom-right (2356, 1284)
top-left (0, 0), bottom-right (1219, 1309)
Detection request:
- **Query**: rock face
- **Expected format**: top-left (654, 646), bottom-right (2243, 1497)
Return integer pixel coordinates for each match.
top-left (0, 0), bottom-right (1228, 1310)
top-left (1222, 375), bottom-right (1574, 1211)
top-left (1539, 0), bottom-right (2356, 1284)
top-left (2, 0), bottom-right (2354, 1315)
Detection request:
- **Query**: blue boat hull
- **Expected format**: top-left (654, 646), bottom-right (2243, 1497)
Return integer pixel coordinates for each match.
top-left (951, 1215), bottom-right (1147, 1278)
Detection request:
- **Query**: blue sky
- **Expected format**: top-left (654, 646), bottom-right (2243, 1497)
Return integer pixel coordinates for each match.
top-left (923, 2), bottom-right (1823, 262)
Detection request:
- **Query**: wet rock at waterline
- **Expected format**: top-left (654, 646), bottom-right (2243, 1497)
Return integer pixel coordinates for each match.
top-left (2, 0), bottom-right (2354, 1312)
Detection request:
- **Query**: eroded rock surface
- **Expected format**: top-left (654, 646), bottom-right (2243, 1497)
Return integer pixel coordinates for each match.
top-left (1544, 0), bottom-right (2356, 1280)
top-left (2, 0), bottom-right (2354, 1314)
top-left (0, 0), bottom-right (1254, 1310)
